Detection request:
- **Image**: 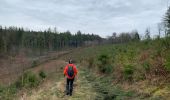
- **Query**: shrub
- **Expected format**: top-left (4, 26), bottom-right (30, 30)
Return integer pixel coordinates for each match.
top-left (98, 64), bottom-right (113, 73)
top-left (165, 62), bottom-right (170, 72)
top-left (97, 54), bottom-right (113, 73)
top-left (16, 71), bottom-right (39, 88)
top-left (105, 64), bottom-right (113, 73)
top-left (0, 84), bottom-right (17, 100)
top-left (165, 54), bottom-right (170, 72)
top-left (142, 61), bottom-right (150, 71)
top-left (98, 54), bottom-right (109, 65)
top-left (161, 37), bottom-right (170, 49)
top-left (123, 64), bottom-right (134, 80)
top-left (0, 71), bottom-right (43, 99)
top-left (31, 60), bottom-right (38, 68)
top-left (39, 71), bottom-right (47, 79)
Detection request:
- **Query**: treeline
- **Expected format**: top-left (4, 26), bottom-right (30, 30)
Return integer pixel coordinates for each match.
top-left (106, 30), bottom-right (140, 44)
top-left (0, 26), bottom-right (101, 55)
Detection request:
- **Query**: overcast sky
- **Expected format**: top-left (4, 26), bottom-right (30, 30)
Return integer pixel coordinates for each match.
top-left (0, 0), bottom-right (169, 37)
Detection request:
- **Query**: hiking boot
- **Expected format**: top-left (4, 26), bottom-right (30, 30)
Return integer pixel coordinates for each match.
top-left (65, 90), bottom-right (69, 95)
top-left (66, 92), bottom-right (69, 95)
top-left (70, 93), bottom-right (72, 96)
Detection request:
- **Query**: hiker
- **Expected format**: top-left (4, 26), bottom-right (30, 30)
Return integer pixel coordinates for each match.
top-left (63, 59), bottom-right (78, 96)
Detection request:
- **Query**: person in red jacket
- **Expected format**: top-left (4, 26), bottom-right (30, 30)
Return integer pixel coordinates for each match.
top-left (63, 59), bottom-right (78, 96)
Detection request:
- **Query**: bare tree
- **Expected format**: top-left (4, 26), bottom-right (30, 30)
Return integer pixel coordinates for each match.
top-left (158, 23), bottom-right (164, 38)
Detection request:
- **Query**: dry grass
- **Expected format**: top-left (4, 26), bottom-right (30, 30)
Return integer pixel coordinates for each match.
top-left (17, 59), bottom-right (97, 100)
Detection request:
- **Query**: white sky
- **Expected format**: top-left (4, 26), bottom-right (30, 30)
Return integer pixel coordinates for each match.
top-left (0, 0), bottom-right (169, 38)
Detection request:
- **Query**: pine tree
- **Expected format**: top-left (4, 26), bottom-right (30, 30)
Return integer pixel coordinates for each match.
top-left (145, 28), bottom-right (151, 40)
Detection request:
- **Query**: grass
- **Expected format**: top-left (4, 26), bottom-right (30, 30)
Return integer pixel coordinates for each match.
top-left (0, 84), bottom-right (17, 100)
top-left (1, 37), bottom-right (170, 99)
top-left (123, 64), bottom-right (134, 81)
top-left (83, 68), bottom-right (136, 100)
top-left (59, 37), bottom-right (170, 99)
top-left (0, 70), bottom-right (47, 100)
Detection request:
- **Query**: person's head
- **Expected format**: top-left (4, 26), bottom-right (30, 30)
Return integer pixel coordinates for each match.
top-left (69, 59), bottom-right (73, 64)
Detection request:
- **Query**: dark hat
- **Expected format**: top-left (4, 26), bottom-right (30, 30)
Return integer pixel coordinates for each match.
top-left (69, 59), bottom-right (72, 64)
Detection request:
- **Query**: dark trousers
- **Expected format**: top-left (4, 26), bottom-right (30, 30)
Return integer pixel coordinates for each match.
top-left (66, 78), bottom-right (74, 95)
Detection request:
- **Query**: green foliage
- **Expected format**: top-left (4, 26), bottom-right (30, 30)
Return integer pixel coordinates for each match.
top-left (15, 71), bottom-right (40, 88)
top-left (0, 84), bottom-right (18, 100)
top-left (98, 64), bottom-right (113, 74)
top-left (97, 54), bottom-right (113, 73)
top-left (39, 71), bottom-right (47, 79)
top-left (31, 60), bottom-right (38, 68)
top-left (0, 70), bottom-right (46, 99)
top-left (161, 37), bottom-right (170, 49)
top-left (0, 26), bottom-right (101, 55)
top-left (142, 61), bottom-right (150, 71)
top-left (98, 54), bottom-right (109, 65)
top-left (123, 64), bottom-right (134, 80)
top-left (104, 64), bottom-right (113, 73)
top-left (165, 52), bottom-right (170, 72)
top-left (0, 35), bottom-right (4, 53)
top-left (84, 69), bottom-right (134, 100)
top-left (164, 7), bottom-right (170, 34)
top-left (165, 62), bottom-right (170, 71)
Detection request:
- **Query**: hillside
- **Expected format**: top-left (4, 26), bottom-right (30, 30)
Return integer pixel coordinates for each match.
top-left (1, 37), bottom-right (170, 100)
top-left (60, 37), bottom-right (170, 99)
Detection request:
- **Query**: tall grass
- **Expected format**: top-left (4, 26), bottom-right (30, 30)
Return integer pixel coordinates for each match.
top-left (0, 70), bottom-right (46, 99)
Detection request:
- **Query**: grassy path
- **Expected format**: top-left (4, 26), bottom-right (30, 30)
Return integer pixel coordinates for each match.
top-left (19, 60), bottom-right (97, 100)
top-left (18, 58), bottom-right (135, 100)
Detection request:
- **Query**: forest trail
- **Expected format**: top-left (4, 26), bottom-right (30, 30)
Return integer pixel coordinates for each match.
top-left (19, 59), bottom-right (97, 100)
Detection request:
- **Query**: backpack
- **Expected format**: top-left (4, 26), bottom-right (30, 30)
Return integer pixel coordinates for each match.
top-left (67, 66), bottom-right (74, 77)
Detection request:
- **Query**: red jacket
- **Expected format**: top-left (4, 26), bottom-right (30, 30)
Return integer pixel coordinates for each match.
top-left (63, 64), bottom-right (78, 79)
